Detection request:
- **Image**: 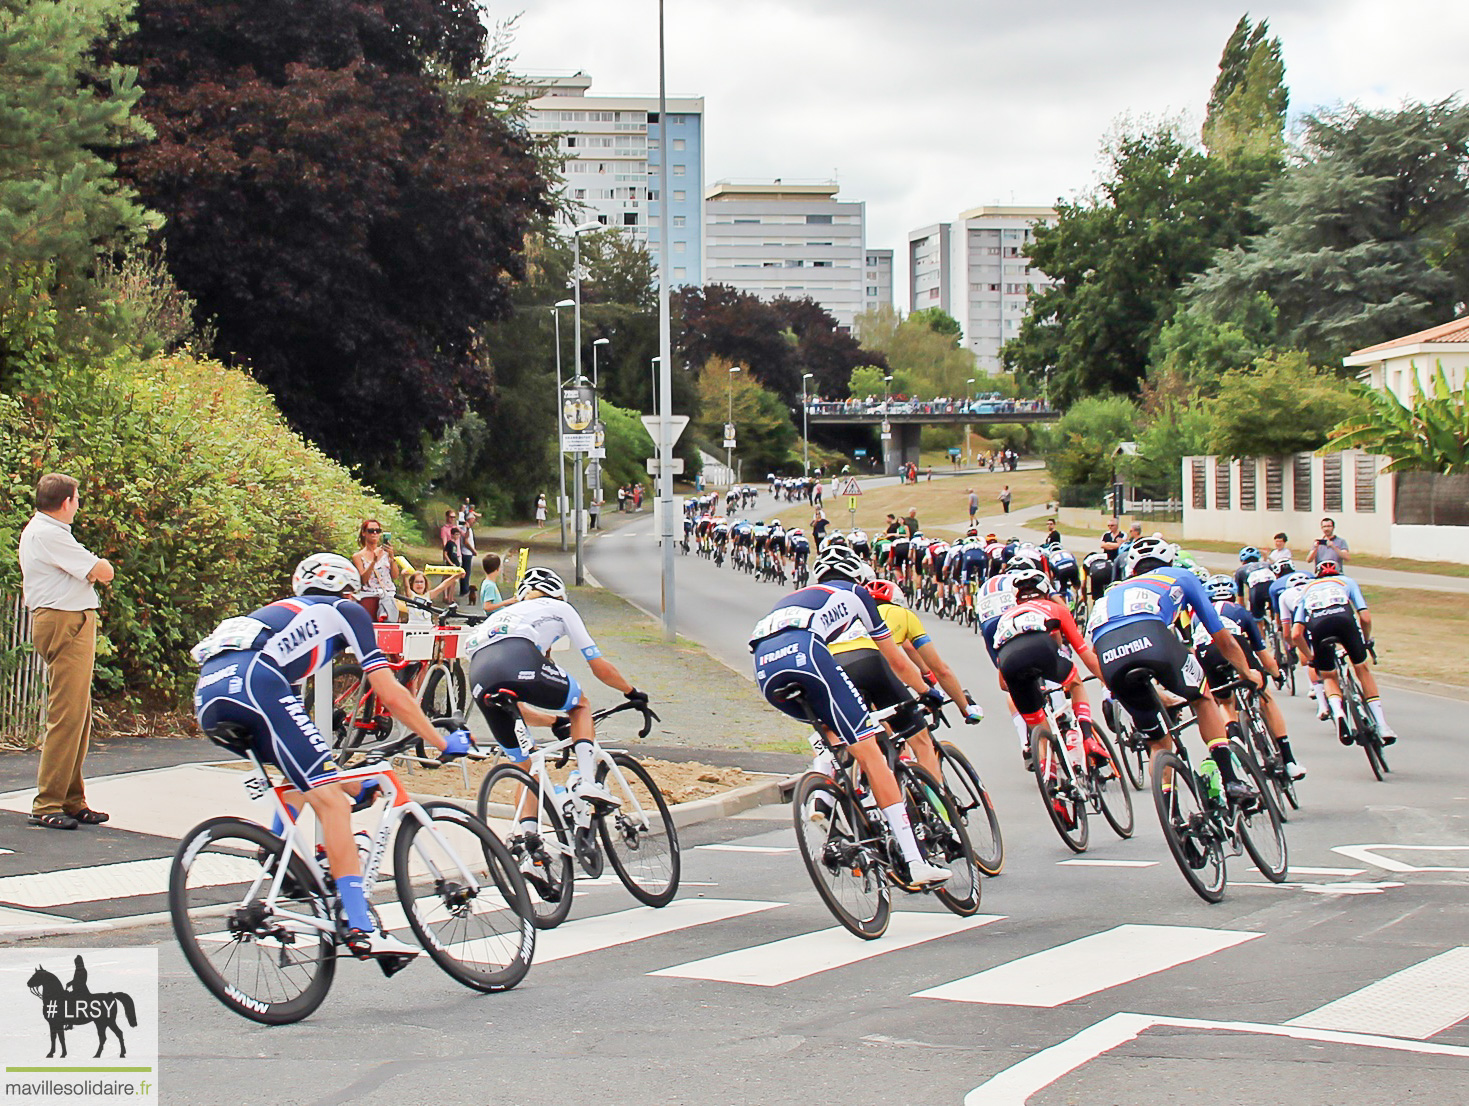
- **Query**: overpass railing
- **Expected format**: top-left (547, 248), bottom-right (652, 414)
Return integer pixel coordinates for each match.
top-left (806, 398), bottom-right (1053, 417)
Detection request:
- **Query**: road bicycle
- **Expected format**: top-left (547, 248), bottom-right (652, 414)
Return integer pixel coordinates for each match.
top-left (1137, 678), bottom-right (1288, 903)
top-left (792, 555), bottom-right (810, 589)
top-left (784, 690), bottom-right (981, 940)
top-left (1099, 695), bottom-right (1150, 792)
top-left (475, 699), bottom-right (679, 929)
top-left (170, 718), bottom-right (535, 1024)
top-left (1329, 638), bottom-right (1390, 781)
top-left (1226, 681), bottom-right (1299, 816)
top-left (1028, 684), bottom-right (1133, 853)
top-left (924, 699), bottom-right (1005, 878)
top-left (1267, 616), bottom-right (1298, 696)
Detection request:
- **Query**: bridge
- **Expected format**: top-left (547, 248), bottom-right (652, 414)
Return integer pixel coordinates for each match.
top-left (804, 400), bottom-right (1059, 475)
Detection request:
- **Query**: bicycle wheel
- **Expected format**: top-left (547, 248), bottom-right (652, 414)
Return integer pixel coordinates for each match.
top-left (1240, 708), bottom-right (1291, 818)
top-left (1151, 752), bottom-right (1226, 903)
top-left (169, 817), bottom-right (336, 1025)
top-left (897, 762), bottom-right (980, 915)
top-left (596, 752), bottom-right (681, 907)
top-left (1342, 670), bottom-right (1386, 781)
top-left (1031, 726), bottom-right (1089, 853)
top-left (420, 663), bottom-right (462, 720)
top-left (791, 772), bottom-right (890, 940)
top-left (393, 801), bottom-right (536, 992)
top-left (477, 764), bottom-right (575, 929)
top-left (1101, 700), bottom-right (1148, 791)
top-left (1227, 742), bottom-right (1288, 882)
top-left (1091, 729), bottom-right (1135, 839)
top-left (938, 741), bottom-right (1004, 877)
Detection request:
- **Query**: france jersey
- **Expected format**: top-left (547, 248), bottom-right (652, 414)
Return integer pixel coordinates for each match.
top-left (191, 595), bottom-right (388, 682)
top-left (750, 581), bottom-right (891, 650)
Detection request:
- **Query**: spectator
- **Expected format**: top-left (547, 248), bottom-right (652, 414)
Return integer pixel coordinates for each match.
top-left (590, 488), bottom-right (603, 530)
top-left (403, 569), bottom-right (462, 622)
top-left (884, 513), bottom-right (901, 536)
top-left (352, 518), bottom-right (399, 623)
top-left (967, 488), bottom-right (978, 521)
top-left (18, 473), bottom-right (115, 830)
top-left (479, 552), bottom-right (517, 614)
top-left (1267, 532), bottom-right (1293, 566)
top-left (458, 506), bottom-right (478, 598)
top-left (438, 509), bottom-right (455, 550)
top-left (535, 493), bottom-right (548, 528)
top-left (904, 508), bottom-right (920, 537)
top-left (926, 466), bottom-right (932, 482)
top-left (998, 485), bottom-right (1013, 514)
top-left (617, 485), bottom-right (628, 513)
top-left (813, 480), bottom-right (823, 509)
top-left (633, 484), bottom-right (644, 510)
top-left (1117, 521), bottom-right (1143, 566)
top-left (442, 526), bottom-right (463, 580)
top-left (812, 512), bottom-right (829, 546)
top-left (1309, 517), bottom-right (1349, 568)
top-left (1100, 518), bottom-right (1124, 559)
top-left (1044, 518), bottom-right (1062, 546)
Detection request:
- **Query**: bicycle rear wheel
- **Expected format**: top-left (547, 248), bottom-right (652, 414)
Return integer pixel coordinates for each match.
top-left (1342, 669), bottom-right (1387, 781)
top-left (596, 752), bottom-right (681, 907)
top-left (1151, 752), bottom-right (1225, 903)
top-left (169, 817), bottom-right (336, 1025)
top-left (477, 764), bottom-right (575, 929)
top-left (1091, 729), bottom-right (1134, 839)
top-left (1240, 707), bottom-right (1291, 818)
top-left (1101, 699), bottom-right (1147, 791)
top-left (1229, 742), bottom-right (1288, 882)
top-left (898, 762), bottom-right (981, 916)
top-left (1031, 726), bottom-right (1089, 853)
top-left (791, 772), bottom-right (890, 940)
top-left (393, 802), bottom-right (535, 992)
top-left (937, 741), bottom-right (1004, 877)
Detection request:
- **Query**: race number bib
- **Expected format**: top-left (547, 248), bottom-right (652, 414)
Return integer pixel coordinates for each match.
top-left (751, 606), bottom-right (815, 642)
top-left (1121, 587), bottom-right (1162, 616)
top-left (190, 617), bottom-right (270, 664)
top-left (976, 589), bottom-right (1016, 623)
top-left (1247, 567), bottom-right (1275, 588)
top-left (994, 608), bottom-right (1048, 649)
top-left (1303, 583), bottom-right (1350, 613)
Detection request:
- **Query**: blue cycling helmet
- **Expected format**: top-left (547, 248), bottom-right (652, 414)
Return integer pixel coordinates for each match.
top-left (1238, 546), bottom-right (1262, 563)
top-left (1204, 573), bottom-right (1236, 601)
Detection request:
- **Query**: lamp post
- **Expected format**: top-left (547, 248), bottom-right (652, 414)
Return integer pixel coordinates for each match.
top-left (727, 365), bottom-right (741, 489)
top-left (883, 374), bottom-right (894, 476)
top-left (571, 222), bottom-right (601, 586)
top-left (650, 355), bottom-right (661, 413)
top-left (801, 372), bottom-right (813, 479)
top-left (964, 376), bottom-right (976, 469)
top-left (552, 297), bottom-right (575, 551)
top-left (591, 337), bottom-right (609, 392)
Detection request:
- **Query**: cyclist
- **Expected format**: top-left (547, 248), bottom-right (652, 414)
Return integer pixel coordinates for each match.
top-left (1199, 574), bottom-right (1306, 781)
top-left (1083, 550), bottom-right (1111, 606)
top-left (191, 553), bottom-right (473, 963)
top-left (867, 579), bottom-right (984, 732)
top-left (788, 526), bottom-right (811, 586)
top-left (1290, 561), bottom-right (1396, 744)
top-left (1275, 568), bottom-right (1326, 718)
top-left (751, 546), bottom-right (950, 887)
top-left (1232, 546), bottom-right (1263, 597)
top-left (767, 519), bottom-right (787, 580)
top-left (1088, 537), bottom-right (1264, 804)
top-left (974, 571), bottom-right (1032, 763)
top-left (1045, 543), bottom-right (1082, 607)
top-left (1236, 548), bottom-right (1277, 620)
top-left (849, 527), bottom-right (872, 564)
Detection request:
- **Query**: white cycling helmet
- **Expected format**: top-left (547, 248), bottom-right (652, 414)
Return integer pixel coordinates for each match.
top-left (1125, 536), bottom-right (1175, 577)
top-left (517, 566), bottom-right (566, 601)
top-left (1009, 567), bottom-right (1051, 597)
top-left (292, 553), bottom-right (361, 596)
top-left (814, 545), bottom-right (874, 584)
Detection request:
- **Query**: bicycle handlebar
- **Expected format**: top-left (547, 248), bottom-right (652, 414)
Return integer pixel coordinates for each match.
top-left (590, 698), bottom-right (661, 738)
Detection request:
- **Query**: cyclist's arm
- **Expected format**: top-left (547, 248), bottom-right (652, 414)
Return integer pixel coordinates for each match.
top-left (368, 667), bottom-right (449, 751)
top-left (587, 655), bottom-right (634, 694)
top-left (1358, 607), bottom-right (1373, 641)
top-left (877, 634), bottom-right (929, 697)
top-left (913, 640), bottom-right (970, 710)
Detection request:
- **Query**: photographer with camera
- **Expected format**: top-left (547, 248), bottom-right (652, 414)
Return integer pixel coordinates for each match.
top-left (1308, 517), bottom-right (1349, 571)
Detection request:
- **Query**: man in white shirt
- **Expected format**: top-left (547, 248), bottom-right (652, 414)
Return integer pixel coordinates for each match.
top-left (17, 474), bottom-right (115, 830)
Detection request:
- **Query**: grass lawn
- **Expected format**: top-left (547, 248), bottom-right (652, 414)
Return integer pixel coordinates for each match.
top-left (1360, 585), bottom-right (1466, 688)
top-left (817, 468), bottom-right (1054, 538)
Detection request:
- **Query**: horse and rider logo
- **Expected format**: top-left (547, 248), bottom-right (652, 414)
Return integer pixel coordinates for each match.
top-left (25, 954), bottom-right (137, 1059)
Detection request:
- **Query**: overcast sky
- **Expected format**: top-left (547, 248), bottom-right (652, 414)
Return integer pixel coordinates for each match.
top-left (503, 1), bottom-right (1469, 300)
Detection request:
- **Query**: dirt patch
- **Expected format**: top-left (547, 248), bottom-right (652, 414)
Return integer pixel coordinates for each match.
top-left (395, 754), bottom-right (763, 806)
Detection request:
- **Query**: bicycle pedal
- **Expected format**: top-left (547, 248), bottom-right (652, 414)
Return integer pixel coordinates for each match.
top-left (376, 953), bottom-right (415, 978)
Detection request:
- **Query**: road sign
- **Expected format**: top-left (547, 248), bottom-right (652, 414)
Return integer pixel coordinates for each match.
top-left (838, 478), bottom-right (862, 496)
top-left (646, 456), bottom-right (686, 475)
top-left (563, 433), bottom-right (595, 452)
top-left (641, 414), bottom-right (690, 446)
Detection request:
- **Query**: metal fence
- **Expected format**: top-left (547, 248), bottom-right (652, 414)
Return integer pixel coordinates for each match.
top-left (1, 593), bottom-right (46, 748)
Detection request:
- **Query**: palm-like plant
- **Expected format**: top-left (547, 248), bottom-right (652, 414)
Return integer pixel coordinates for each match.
top-left (1328, 363), bottom-right (1469, 474)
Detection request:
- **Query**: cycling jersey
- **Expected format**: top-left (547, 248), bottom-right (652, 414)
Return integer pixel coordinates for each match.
top-left (462, 596), bottom-right (602, 660)
top-left (1267, 573), bottom-right (1300, 617)
top-left (976, 576), bottom-right (1019, 663)
top-left (877, 603), bottom-right (931, 649)
top-left (993, 596), bottom-right (1087, 652)
top-left (959, 544), bottom-right (990, 584)
top-left (1088, 567), bottom-right (1225, 641)
top-left (1190, 599), bottom-right (1265, 656)
top-left (750, 581), bottom-right (891, 652)
top-left (1291, 576), bottom-right (1367, 622)
top-left (191, 595), bottom-right (388, 683)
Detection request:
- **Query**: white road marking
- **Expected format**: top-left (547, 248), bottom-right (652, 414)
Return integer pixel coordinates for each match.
top-left (964, 1012), bottom-right (1469, 1106)
top-left (0, 854), bottom-right (260, 908)
top-left (1230, 881), bottom-right (1404, 895)
top-left (916, 923), bottom-right (1260, 1008)
top-left (0, 904), bottom-right (76, 928)
top-left (537, 898), bottom-right (784, 963)
top-left (1288, 948), bottom-right (1469, 1039)
top-left (695, 844), bottom-right (797, 854)
top-left (0, 848), bottom-right (12, 856)
top-left (652, 912), bottom-right (1002, 986)
top-left (1288, 866), bottom-right (1366, 876)
top-left (1057, 859), bottom-right (1158, 868)
top-left (1333, 844), bottom-right (1469, 873)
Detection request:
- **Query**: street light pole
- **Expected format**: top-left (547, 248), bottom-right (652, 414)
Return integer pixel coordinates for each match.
top-left (726, 365), bottom-right (741, 488)
top-left (552, 298), bottom-right (575, 551)
top-left (883, 374), bottom-right (894, 476)
top-left (655, 0), bottom-right (676, 642)
top-left (964, 375), bottom-right (976, 469)
top-left (571, 222), bottom-right (600, 586)
top-left (801, 372), bottom-right (813, 479)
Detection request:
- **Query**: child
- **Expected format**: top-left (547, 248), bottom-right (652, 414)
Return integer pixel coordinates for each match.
top-left (480, 552), bottom-right (517, 614)
top-left (403, 569), bottom-right (462, 623)
top-left (1268, 532), bottom-right (1293, 566)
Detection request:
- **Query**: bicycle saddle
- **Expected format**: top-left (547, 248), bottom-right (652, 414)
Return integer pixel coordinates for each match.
top-left (204, 722), bottom-right (255, 754)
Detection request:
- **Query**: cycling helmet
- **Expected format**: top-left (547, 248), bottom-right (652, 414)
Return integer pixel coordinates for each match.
top-left (771, 519), bottom-right (780, 527)
top-left (1009, 568), bottom-right (1051, 597)
top-left (1272, 558), bottom-right (1296, 577)
top-left (1239, 546), bottom-right (1262, 564)
top-left (292, 553), bottom-right (361, 596)
top-left (1008, 553), bottom-right (1043, 574)
top-left (1314, 560), bottom-right (1341, 577)
top-left (1286, 571), bottom-right (1311, 588)
top-left (867, 580), bottom-right (906, 606)
top-left (966, 527), bottom-right (980, 538)
top-left (788, 527), bottom-right (803, 537)
top-left (1125, 536), bottom-right (1175, 577)
top-left (813, 545), bottom-right (873, 584)
top-left (1205, 574), bottom-right (1236, 601)
top-left (1191, 564), bottom-right (1211, 583)
top-left (911, 531), bottom-right (924, 541)
top-left (517, 565), bottom-right (567, 600)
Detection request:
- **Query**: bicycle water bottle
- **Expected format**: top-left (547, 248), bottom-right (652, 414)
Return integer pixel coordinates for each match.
top-left (1198, 758), bottom-right (1223, 803)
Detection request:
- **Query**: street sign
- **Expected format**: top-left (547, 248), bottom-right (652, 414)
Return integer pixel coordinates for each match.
top-left (646, 456), bottom-right (686, 475)
top-left (838, 478), bottom-right (863, 496)
top-left (564, 433), bottom-right (595, 452)
top-left (640, 414), bottom-right (690, 445)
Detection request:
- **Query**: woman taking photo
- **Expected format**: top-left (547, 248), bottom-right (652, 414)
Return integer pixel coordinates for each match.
top-left (352, 518), bottom-right (400, 622)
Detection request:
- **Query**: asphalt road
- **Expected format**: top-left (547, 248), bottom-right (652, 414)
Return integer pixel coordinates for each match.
top-left (18, 500), bottom-right (1469, 1106)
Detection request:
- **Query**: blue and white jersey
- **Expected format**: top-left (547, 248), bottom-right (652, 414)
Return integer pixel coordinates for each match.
top-left (463, 597), bottom-right (602, 660)
top-left (191, 595), bottom-right (388, 683)
top-left (1046, 546), bottom-right (1078, 573)
top-left (1089, 567), bottom-right (1224, 640)
top-left (959, 543), bottom-right (990, 583)
top-left (1191, 599), bottom-right (1266, 653)
top-left (1291, 575), bottom-right (1368, 623)
top-left (750, 581), bottom-right (891, 650)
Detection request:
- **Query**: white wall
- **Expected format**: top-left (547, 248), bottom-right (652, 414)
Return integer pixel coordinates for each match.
top-left (1389, 524), bottom-right (1469, 564)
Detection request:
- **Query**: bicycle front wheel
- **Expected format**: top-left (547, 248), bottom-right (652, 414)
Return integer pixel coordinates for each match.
top-left (899, 762), bottom-right (981, 916)
top-left (596, 752), bottom-right (681, 907)
top-left (1091, 729), bottom-right (1134, 839)
top-left (1230, 743), bottom-right (1288, 882)
top-left (393, 802), bottom-right (535, 992)
top-left (1151, 752), bottom-right (1225, 903)
top-left (791, 772), bottom-right (890, 940)
top-left (477, 764), bottom-right (576, 929)
top-left (1032, 727), bottom-right (1089, 853)
top-left (938, 741), bottom-right (1004, 877)
top-left (169, 817), bottom-right (336, 1025)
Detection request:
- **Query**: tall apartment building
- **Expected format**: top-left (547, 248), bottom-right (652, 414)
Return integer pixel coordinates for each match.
top-left (907, 206), bottom-right (1055, 371)
top-left (863, 249), bottom-right (894, 315)
top-left (704, 180), bottom-right (866, 331)
top-left (521, 72), bottom-right (705, 286)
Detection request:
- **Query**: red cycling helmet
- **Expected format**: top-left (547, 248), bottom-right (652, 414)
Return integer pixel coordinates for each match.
top-left (867, 580), bottom-right (906, 606)
top-left (1314, 560), bottom-right (1341, 577)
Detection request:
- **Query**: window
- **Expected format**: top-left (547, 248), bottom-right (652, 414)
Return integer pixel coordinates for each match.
top-left (733, 218), bottom-right (759, 224)
top-left (1355, 454), bottom-right (1378, 512)
top-left (867, 286), bottom-right (879, 296)
top-left (812, 260), bottom-right (831, 267)
top-left (1192, 460), bottom-right (1208, 509)
top-left (1265, 458), bottom-right (1283, 511)
top-left (673, 164), bottom-right (686, 177)
top-left (647, 112), bottom-right (658, 123)
top-left (565, 136), bottom-right (577, 148)
top-left (1322, 452), bottom-right (1343, 512)
top-left (866, 271), bottom-right (876, 281)
top-left (623, 213), bottom-right (638, 226)
top-left (985, 246), bottom-right (1000, 255)
top-left (1220, 459), bottom-right (1238, 510)
top-left (806, 214), bottom-right (833, 225)
top-left (988, 283), bottom-right (1000, 292)
top-left (673, 240), bottom-right (685, 253)
top-left (1292, 453), bottom-right (1312, 512)
top-left (1239, 459), bottom-right (1257, 511)
top-left (673, 190), bottom-right (686, 202)
top-left (672, 215), bottom-right (686, 228)
top-left (672, 138), bottom-right (686, 151)
top-left (784, 259), bottom-right (804, 267)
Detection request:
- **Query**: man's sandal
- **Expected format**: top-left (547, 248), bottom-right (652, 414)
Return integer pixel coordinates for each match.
top-left (29, 812), bottom-right (79, 830)
top-left (70, 808), bottom-right (110, 825)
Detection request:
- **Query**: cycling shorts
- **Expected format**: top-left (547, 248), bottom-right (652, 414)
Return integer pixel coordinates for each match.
top-left (1087, 560), bottom-right (1113, 599)
top-left (851, 540), bottom-right (870, 557)
top-left (996, 631), bottom-right (1078, 716)
top-left (1052, 562), bottom-right (1081, 592)
top-left (1301, 608), bottom-right (1368, 670)
top-left (468, 637), bottom-right (582, 751)
top-left (1095, 620), bottom-right (1206, 720)
top-left (834, 647), bottom-right (925, 735)
top-left (889, 544), bottom-right (909, 567)
top-left (194, 652), bottom-right (342, 793)
top-left (1248, 582), bottom-right (1273, 620)
top-left (1196, 636), bottom-right (1262, 696)
top-left (753, 630), bottom-right (879, 746)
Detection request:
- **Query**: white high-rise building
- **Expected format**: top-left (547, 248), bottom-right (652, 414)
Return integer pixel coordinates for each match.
top-left (704, 180), bottom-right (866, 331)
top-left (521, 72), bottom-right (705, 286)
top-left (863, 249), bottom-right (894, 315)
top-left (907, 205), bottom-right (1055, 371)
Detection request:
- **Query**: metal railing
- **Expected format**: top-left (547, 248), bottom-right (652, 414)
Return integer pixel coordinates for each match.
top-left (0, 593), bottom-right (46, 748)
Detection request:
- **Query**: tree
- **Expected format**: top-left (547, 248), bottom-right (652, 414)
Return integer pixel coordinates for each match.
top-left (1146, 294), bottom-right (1276, 391)
top-left (1043, 394), bottom-right (1138, 491)
top-left (855, 305), bottom-right (976, 397)
top-left (1190, 99), bottom-right (1469, 361)
top-left (105, 0), bottom-right (555, 473)
top-left (847, 365), bottom-right (887, 400)
top-left (908, 306), bottom-right (961, 342)
top-left (1201, 15), bottom-right (1288, 165)
top-left (692, 355), bottom-right (796, 476)
top-left (1206, 351), bottom-right (1363, 457)
top-left (1327, 365), bottom-right (1469, 474)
